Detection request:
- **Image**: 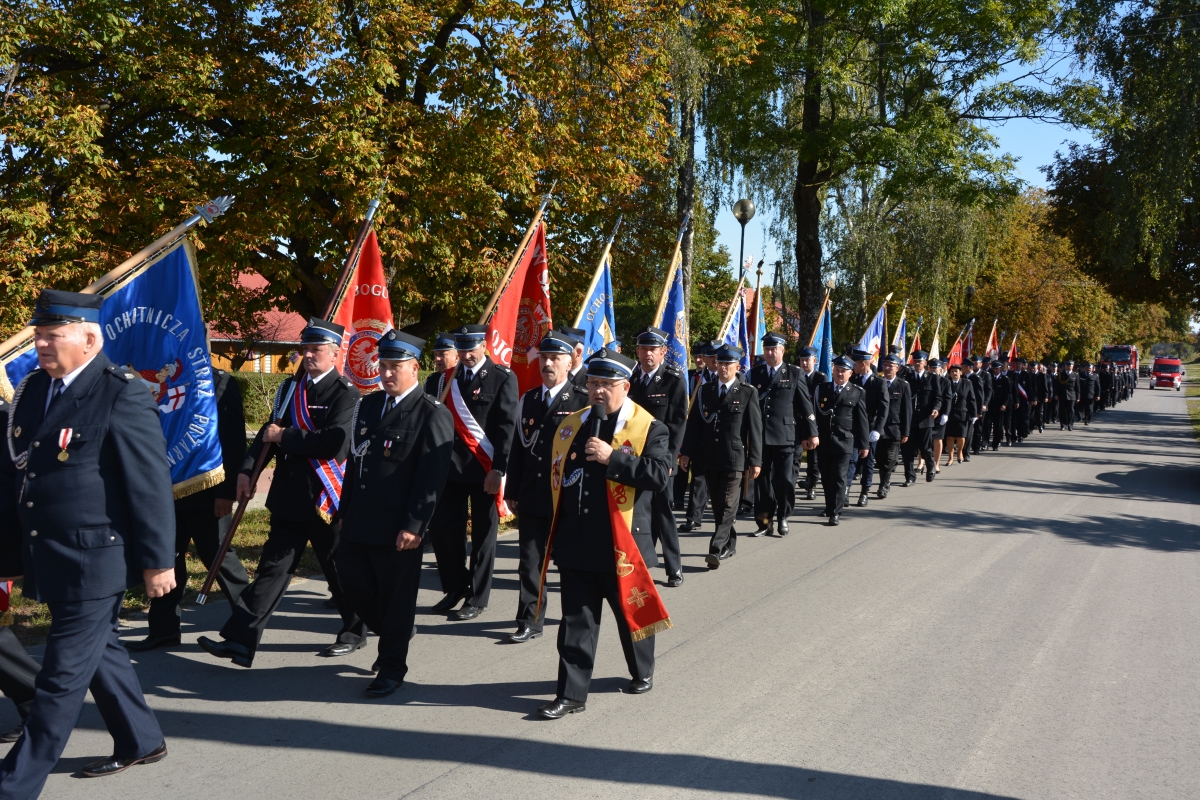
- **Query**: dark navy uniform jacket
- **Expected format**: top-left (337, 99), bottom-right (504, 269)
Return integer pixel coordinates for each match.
top-left (905, 370), bottom-right (944, 431)
top-left (813, 382), bottom-right (870, 456)
top-left (550, 407), bottom-right (671, 573)
top-left (0, 353), bottom-right (175, 602)
top-left (628, 363), bottom-right (688, 458)
top-left (505, 382), bottom-right (590, 518)
top-left (880, 376), bottom-right (913, 441)
top-left (446, 356), bottom-right (519, 483)
top-left (245, 369), bottom-right (360, 523)
top-left (851, 371), bottom-right (890, 438)
top-left (339, 387), bottom-right (454, 544)
top-left (750, 362), bottom-right (818, 446)
top-left (680, 376), bottom-right (763, 473)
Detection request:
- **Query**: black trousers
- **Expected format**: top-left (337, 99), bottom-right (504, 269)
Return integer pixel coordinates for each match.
top-left (220, 516), bottom-right (364, 656)
top-left (803, 448), bottom-right (820, 490)
top-left (704, 471), bottom-right (742, 555)
top-left (846, 439), bottom-right (877, 492)
top-left (1013, 405), bottom-right (1030, 439)
top-left (1080, 396), bottom-right (1094, 423)
top-left (1046, 398), bottom-right (1058, 422)
top-left (515, 514), bottom-right (552, 630)
top-left (753, 445), bottom-right (796, 526)
top-left (818, 446), bottom-right (852, 515)
top-left (1059, 397), bottom-right (1075, 429)
top-left (0, 627), bottom-right (37, 722)
top-left (430, 480), bottom-right (499, 608)
top-left (684, 471), bottom-right (708, 526)
top-left (650, 478), bottom-right (682, 578)
top-left (982, 410), bottom-right (1005, 448)
top-left (1030, 402), bottom-right (1043, 432)
top-left (336, 541), bottom-right (422, 682)
top-left (555, 568), bottom-right (654, 702)
top-left (903, 427), bottom-right (935, 481)
top-left (672, 468), bottom-right (690, 508)
top-left (876, 437), bottom-right (902, 489)
top-left (0, 594), bottom-right (162, 800)
top-left (147, 504), bottom-right (249, 638)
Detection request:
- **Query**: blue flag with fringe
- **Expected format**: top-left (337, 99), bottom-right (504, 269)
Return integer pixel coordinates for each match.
top-left (657, 261), bottom-right (689, 371)
top-left (811, 305), bottom-right (834, 377)
top-left (575, 253), bottom-right (617, 360)
top-left (722, 292), bottom-right (752, 371)
top-left (4, 243), bottom-right (224, 496)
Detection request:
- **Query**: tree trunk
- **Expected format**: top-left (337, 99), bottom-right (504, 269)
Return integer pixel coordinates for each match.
top-left (793, 8), bottom-right (826, 344)
top-left (677, 95), bottom-right (696, 336)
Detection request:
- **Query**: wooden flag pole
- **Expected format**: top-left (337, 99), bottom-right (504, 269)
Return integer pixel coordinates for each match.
top-left (808, 290), bottom-right (831, 347)
top-left (717, 273), bottom-right (749, 340)
top-left (653, 210), bottom-right (693, 325)
top-left (0, 196), bottom-right (235, 368)
top-left (572, 214), bottom-right (623, 328)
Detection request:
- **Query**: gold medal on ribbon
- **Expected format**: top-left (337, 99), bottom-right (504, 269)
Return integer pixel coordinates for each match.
top-left (57, 427), bottom-right (72, 462)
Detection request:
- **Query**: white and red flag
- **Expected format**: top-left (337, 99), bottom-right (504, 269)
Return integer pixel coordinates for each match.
top-left (486, 222), bottom-right (552, 394)
top-left (332, 230), bottom-right (393, 392)
top-left (984, 319), bottom-right (1000, 360)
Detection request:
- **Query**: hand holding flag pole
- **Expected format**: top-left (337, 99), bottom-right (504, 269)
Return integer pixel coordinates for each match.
top-left (196, 185), bottom-right (386, 605)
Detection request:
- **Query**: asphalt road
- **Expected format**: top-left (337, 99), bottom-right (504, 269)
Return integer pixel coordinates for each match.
top-left (17, 385), bottom-right (1199, 799)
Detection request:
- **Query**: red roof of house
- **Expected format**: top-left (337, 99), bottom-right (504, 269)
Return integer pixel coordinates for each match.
top-left (209, 272), bottom-right (308, 344)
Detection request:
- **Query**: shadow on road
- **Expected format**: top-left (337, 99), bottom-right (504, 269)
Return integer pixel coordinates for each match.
top-left (74, 708), bottom-right (1020, 799)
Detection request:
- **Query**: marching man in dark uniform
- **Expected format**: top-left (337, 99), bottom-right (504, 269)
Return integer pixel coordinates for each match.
top-left (536, 349), bottom-right (673, 719)
top-left (504, 331), bottom-right (590, 643)
top-left (428, 324), bottom-right (519, 620)
top-left (902, 350), bottom-right (942, 484)
top-left (749, 332), bottom-right (818, 536)
top-left (796, 345), bottom-right (828, 500)
top-left (812, 355), bottom-right (870, 525)
top-left (679, 345), bottom-right (762, 569)
top-left (126, 367), bottom-right (251, 651)
top-left (0, 290), bottom-right (176, 792)
top-left (422, 332), bottom-right (458, 397)
top-left (626, 327), bottom-right (688, 586)
top-left (984, 360), bottom-right (1011, 450)
top-left (968, 356), bottom-right (992, 454)
top-left (875, 354), bottom-right (912, 498)
top-left (1078, 362), bottom-right (1098, 425)
top-left (336, 331), bottom-right (454, 697)
top-left (1057, 360), bottom-right (1079, 430)
top-left (678, 340), bottom-right (719, 533)
top-left (199, 318), bottom-right (366, 668)
top-left (846, 349), bottom-right (889, 508)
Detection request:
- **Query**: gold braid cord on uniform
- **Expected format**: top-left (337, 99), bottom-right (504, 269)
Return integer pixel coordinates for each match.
top-left (538, 403), bottom-right (672, 642)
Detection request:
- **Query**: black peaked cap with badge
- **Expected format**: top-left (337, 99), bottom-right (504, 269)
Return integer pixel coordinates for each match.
top-left (27, 289), bottom-right (103, 326)
top-left (377, 330), bottom-right (425, 361)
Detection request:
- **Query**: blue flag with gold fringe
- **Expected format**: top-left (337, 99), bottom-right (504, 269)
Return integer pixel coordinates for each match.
top-left (3, 242), bottom-right (224, 497)
top-left (575, 253), bottom-right (617, 359)
top-left (657, 260), bottom-right (689, 371)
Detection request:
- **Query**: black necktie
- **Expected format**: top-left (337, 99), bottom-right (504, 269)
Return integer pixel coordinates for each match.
top-left (384, 395), bottom-right (396, 416)
top-left (46, 378), bottom-right (64, 414)
top-left (720, 384), bottom-right (727, 399)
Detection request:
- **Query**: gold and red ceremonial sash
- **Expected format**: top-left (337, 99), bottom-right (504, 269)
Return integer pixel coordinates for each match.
top-left (537, 401), bottom-right (672, 642)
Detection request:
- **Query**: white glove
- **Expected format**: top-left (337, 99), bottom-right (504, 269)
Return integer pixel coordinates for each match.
top-left (938, 414), bottom-right (948, 426)
top-left (868, 430), bottom-right (880, 443)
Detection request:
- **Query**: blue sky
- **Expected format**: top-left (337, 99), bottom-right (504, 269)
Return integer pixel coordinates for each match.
top-left (712, 117), bottom-right (1097, 275)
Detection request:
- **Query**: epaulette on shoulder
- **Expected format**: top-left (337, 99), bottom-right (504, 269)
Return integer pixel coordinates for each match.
top-left (106, 364), bottom-right (138, 381)
top-left (497, 365), bottom-right (511, 373)
top-left (343, 378), bottom-right (354, 388)
top-left (422, 393), bottom-right (442, 407)
top-left (666, 364), bottom-right (683, 376)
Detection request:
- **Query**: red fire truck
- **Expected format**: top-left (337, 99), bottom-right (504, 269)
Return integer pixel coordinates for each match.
top-left (1150, 356), bottom-right (1184, 390)
top-left (1099, 345), bottom-right (1139, 383)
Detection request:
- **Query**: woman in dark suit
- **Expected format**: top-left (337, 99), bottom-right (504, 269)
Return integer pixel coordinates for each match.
top-left (944, 363), bottom-right (977, 465)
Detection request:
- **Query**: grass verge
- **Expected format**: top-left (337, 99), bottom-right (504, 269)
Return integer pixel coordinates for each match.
top-left (1182, 356), bottom-right (1200, 443)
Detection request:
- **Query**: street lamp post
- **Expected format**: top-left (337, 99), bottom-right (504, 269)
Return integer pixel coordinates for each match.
top-left (733, 198), bottom-right (755, 278)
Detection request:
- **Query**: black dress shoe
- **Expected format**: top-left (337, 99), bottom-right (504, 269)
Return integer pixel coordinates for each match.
top-left (666, 574), bottom-right (684, 587)
top-left (705, 553), bottom-right (720, 570)
top-left (678, 521), bottom-right (700, 533)
top-left (901, 478), bottom-right (914, 487)
top-left (537, 697), bottom-right (586, 719)
top-left (365, 676), bottom-right (402, 697)
top-left (81, 740), bottom-right (167, 777)
top-left (0, 724), bottom-right (23, 743)
top-left (877, 487), bottom-right (888, 499)
top-left (776, 519), bottom-right (789, 537)
top-left (322, 597), bottom-right (339, 609)
top-left (431, 589), bottom-right (466, 614)
top-left (826, 514), bottom-right (840, 527)
top-left (926, 472), bottom-right (935, 482)
top-left (750, 524), bottom-right (769, 537)
top-left (508, 625), bottom-right (542, 643)
top-left (197, 636), bottom-right (253, 668)
top-left (804, 488), bottom-right (816, 500)
top-left (857, 493), bottom-right (869, 507)
top-left (124, 633), bottom-right (181, 652)
top-left (820, 508), bottom-right (829, 517)
top-left (626, 676), bottom-right (653, 694)
top-left (718, 547), bottom-right (735, 561)
top-left (452, 604), bottom-right (483, 621)
top-left (322, 640), bottom-right (366, 657)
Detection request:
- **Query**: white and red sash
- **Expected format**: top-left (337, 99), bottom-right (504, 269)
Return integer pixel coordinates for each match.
top-left (291, 378), bottom-right (345, 523)
top-left (447, 377), bottom-right (511, 516)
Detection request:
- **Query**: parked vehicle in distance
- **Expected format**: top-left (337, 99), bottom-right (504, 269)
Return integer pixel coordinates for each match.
top-left (1100, 344), bottom-right (1140, 387)
top-left (1150, 357), bottom-right (1184, 390)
